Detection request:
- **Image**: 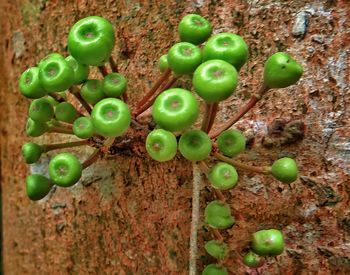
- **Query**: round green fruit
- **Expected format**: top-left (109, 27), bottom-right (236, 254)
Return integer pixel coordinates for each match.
top-left (102, 73), bottom-right (127, 98)
top-left (178, 130), bottom-right (212, 161)
top-left (25, 118), bottom-right (48, 137)
top-left (152, 88), bottom-right (199, 132)
top-left (81, 79), bottom-right (105, 105)
top-left (55, 102), bottom-right (79, 123)
top-left (48, 152), bottom-right (82, 187)
top-left (204, 240), bottom-right (228, 260)
top-left (22, 142), bottom-right (43, 164)
top-left (242, 251), bottom-right (265, 268)
top-left (19, 67), bottom-right (47, 98)
top-left (217, 129), bottom-right (246, 157)
top-left (26, 174), bottom-right (53, 201)
top-left (193, 59), bottom-right (238, 103)
top-left (65, 55), bottom-right (89, 84)
top-left (158, 54), bottom-right (169, 72)
top-left (205, 200), bottom-right (235, 229)
top-left (73, 117), bottom-right (94, 139)
top-left (145, 129), bottom-right (177, 162)
top-left (251, 229), bottom-right (284, 256)
top-left (178, 14), bottom-right (212, 45)
top-left (68, 16), bottom-right (115, 66)
top-left (264, 52), bottom-right (303, 88)
top-left (202, 264), bottom-right (228, 275)
top-left (271, 157), bottom-right (298, 183)
top-left (91, 98), bottom-right (131, 137)
top-left (38, 53), bottom-right (64, 68)
top-left (208, 162), bottom-right (238, 190)
top-left (28, 98), bottom-right (54, 123)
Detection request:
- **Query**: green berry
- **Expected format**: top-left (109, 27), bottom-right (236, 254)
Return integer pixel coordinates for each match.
top-left (29, 98), bottom-right (54, 123)
top-left (91, 98), bottom-right (131, 137)
top-left (81, 79), bottom-right (105, 105)
top-left (251, 229), bottom-right (285, 256)
top-left (204, 240), bottom-right (228, 260)
top-left (22, 142), bottom-right (43, 164)
top-left (202, 33), bottom-right (248, 71)
top-left (65, 55), bottom-right (90, 84)
top-left (68, 16), bottom-right (115, 66)
top-left (217, 129), bottom-right (246, 157)
top-left (158, 54), bottom-right (169, 72)
top-left (55, 102), bottom-right (79, 123)
top-left (73, 117), bottom-right (94, 139)
top-left (178, 14), bottom-right (212, 45)
top-left (178, 130), bottom-right (212, 161)
top-left (49, 152), bottom-right (82, 187)
top-left (145, 129), bottom-right (177, 162)
top-left (208, 162), bottom-right (238, 190)
top-left (19, 67), bottom-right (47, 98)
top-left (193, 60), bottom-right (238, 103)
top-left (152, 88), bottom-right (199, 132)
top-left (264, 52), bottom-right (303, 89)
top-left (271, 157), bottom-right (298, 183)
top-left (102, 73), bottom-right (127, 98)
top-left (38, 53), bottom-right (64, 68)
top-left (167, 42), bottom-right (202, 75)
top-left (205, 200), bottom-right (235, 229)
top-left (242, 251), bottom-right (265, 268)
top-left (25, 118), bottom-right (48, 137)
top-left (26, 174), bottom-right (53, 201)
top-left (202, 264), bottom-right (228, 275)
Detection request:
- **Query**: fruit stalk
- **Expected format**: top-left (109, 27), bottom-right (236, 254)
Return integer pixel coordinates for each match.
top-left (82, 148), bottom-right (100, 169)
top-left (109, 56), bottom-right (118, 72)
top-left (69, 86), bottom-right (92, 114)
top-left (98, 65), bottom-right (109, 77)
top-left (42, 140), bottom-right (90, 152)
top-left (48, 126), bottom-right (74, 135)
top-left (49, 92), bottom-right (66, 103)
top-left (207, 103), bottom-right (219, 133)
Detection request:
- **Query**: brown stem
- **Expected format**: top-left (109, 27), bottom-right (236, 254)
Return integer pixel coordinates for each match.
top-left (49, 92), bottom-right (65, 103)
top-left (201, 103), bottom-right (213, 132)
top-left (213, 152), bottom-right (271, 174)
top-left (69, 87), bottom-right (92, 114)
top-left (98, 65), bottom-right (109, 77)
top-left (213, 189), bottom-right (226, 202)
top-left (48, 126), bottom-right (74, 135)
top-left (82, 148), bottom-right (100, 169)
top-left (209, 85), bottom-right (269, 139)
top-left (207, 103), bottom-right (219, 134)
top-left (212, 229), bottom-right (224, 241)
top-left (42, 140), bottom-right (90, 152)
top-left (109, 56), bottom-right (118, 72)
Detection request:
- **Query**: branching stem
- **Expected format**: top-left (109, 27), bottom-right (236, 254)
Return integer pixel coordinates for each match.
top-left (42, 140), bottom-right (90, 152)
top-left (69, 87), bottom-right (92, 114)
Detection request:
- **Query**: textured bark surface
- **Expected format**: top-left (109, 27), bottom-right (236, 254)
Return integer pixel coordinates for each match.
top-left (1, 0), bottom-right (349, 274)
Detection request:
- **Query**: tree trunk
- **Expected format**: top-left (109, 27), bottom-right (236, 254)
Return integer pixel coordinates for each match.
top-left (1, 0), bottom-right (349, 274)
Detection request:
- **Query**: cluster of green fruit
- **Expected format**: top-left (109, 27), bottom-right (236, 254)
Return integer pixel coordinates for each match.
top-left (19, 13), bottom-right (303, 274)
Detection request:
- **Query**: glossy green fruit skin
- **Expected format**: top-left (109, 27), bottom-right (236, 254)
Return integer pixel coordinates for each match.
top-left (91, 98), bottom-right (131, 137)
top-left (29, 98), bottom-right (54, 123)
top-left (217, 129), bottom-right (246, 157)
top-left (193, 60), bottom-right (238, 103)
top-left (205, 200), bottom-right (235, 229)
top-left (202, 264), bottom-right (228, 275)
top-left (102, 73), bottom-right (127, 98)
top-left (38, 53), bottom-right (64, 68)
top-left (178, 14), bottom-right (212, 45)
top-left (19, 67), bottom-right (47, 98)
top-left (242, 251), bottom-right (264, 268)
top-left (178, 130), bottom-right (212, 161)
top-left (145, 129), bottom-right (177, 162)
top-left (204, 240), bottom-right (228, 260)
top-left (55, 102), bottom-right (79, 123)
top-left (73, 117), bottom-right (94, 139)
top-left (167, 42), bottom-right (202, 75)
top-left (22, 142), bottom-right (43, 164)
top-left (26, 118), bottom-right (48, 137)
top-left (39, 54), bottom-right (74, 92)
top-left (158, 54), bottom-right (169, 72)
top-left (271, 157), bottom-right (298, 183)
top-left (65, 55), bottom-right (89, 84)
top-left (264, 52), bottom-right (303, 88)
top-left (68, 16), bottom-right (115, 66)
top-left (251, 229), bottom-right (284, 256)
top-left (208, 162), bottom-right (238, 190)
top-left (49, 153), bottom-right (82, 187)
top-left (26, 174), bottom-right (53, 201)
top-left (152, 88), bottom-right (199, 132)
top-left (81, 79), bottom-right (105, 105)
top-left (203, 33), bottom-right (248, 71)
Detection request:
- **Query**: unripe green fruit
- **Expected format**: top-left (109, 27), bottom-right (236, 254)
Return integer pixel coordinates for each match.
top-left (81, 79), bottom-right (105, 105)
top-left (271, 157), bottom-right (298, 183)
top-left (158, 54), bottom-right (169, 72)
top-left (202, 264), bottom-right (228, 275)
top-left (204, 240), bottom-right (228, 260)
top-left (178, 14), bottom-right (212, 45)
top-left (19, 67), bottom-right (47, 99)
top-left (145, 129), bottom-right (177, 162)
top-left (25, 118), bottom-right (48, 137)
top-left (242, 251), bottom-right (265, 268)
top-left (208, 162), bottom-right (238, 190)
top-left (73, 117), bottom-right (94, 139)
top-left (251, 229), bottom-right (284, 256)
top-left (205, 200), bottom-right (235, 229)
top-left (217, 129), bottom-right (246, 157)
top-left (38, 53), bottom-right (64, 68)
top-left (28, 98), bottom-right (54, 123)
top-left (26, 174), bottom-right (53, 201)
top-left (178, 130), bottom-right (212, 161)
top-left (65, 55), bottom-right (90, 84)
top-left (55, 102), bottom-right (79, 123)
top-left (264, 52), bottom-right (303, 88)
top-left (22, 142), bottom-right (43, 164)
top-left (102, 73), bottom-right (127, 98)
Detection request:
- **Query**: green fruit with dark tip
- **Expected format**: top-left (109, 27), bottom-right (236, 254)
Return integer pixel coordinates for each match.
top-left (55, 102), bottom-right (79, 123)
top-left (158, 54), bottom-right (169, 72)
top-left (81, 79), bottom-right (105, 105)
top-left (203, 33), bottom-right (248, 71)
top-left (178, 14), bottom-right (212, 45)
top-left (178, 130), bottom-right (212, 161)
top-left (73, 117), bottom-right (94, 139)
top-left (208, 162), bottom-right (238, 190)
top-left (152, 88), bottom-right (199, 132)
top-left (167, 42), bottom-right (202, 75)
top-left (29, 98), bottom-right (54, 123)
top-left (91, 98), bottom-right (131, 137)
top-left (68, 16), bottom-right (115, 66)
top-left (205, 200), bottom-right (235, 229)
top-left (26, 174), bottom-right (53, 201)
top-left (193, 59), bottom-right (238, 103)
top-left (251, 229), bottom-right (284, 256)
top-left (19, 67), bottom-right (47, 98)
top-left (204, 240), bottom-right (228, 260)
top-left (49, 152), bottom-right (82, 187)
top-left (271, 157), bottom-right (298, 183)
top-left (202, 264), bottom-right (228, 275)
top-left (242, 251), bottom-right (265, 268)
top-left (65, 55), bottom-right (90, 84)
top-left (22, 142), bottom-right (43, 164)
top-left (146, 129), bottom-right (177, 162)
top-left (217, 129), bottom-right (246, 157)
top-left (25, 118), bottom-right (48, 137)
top-left (264, 52), bottom-right (303, 88)
top-left (102, 73), bottom-right (127, 98)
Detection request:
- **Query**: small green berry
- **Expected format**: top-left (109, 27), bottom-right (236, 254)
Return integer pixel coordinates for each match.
top-left (25, 118), bottom-right (48, 137)
top-left (19, 67), bottom-right (47, 98)
top-left (22, 142), bottom-right (43, 164)
top-left (204, 240), bottom-right (228, 260)
top-left (271, 157), bottom-right (298, 183)
top-left (202, 264), bottom-right (228, 275)
top-left (65, 55), bottom-right (90, 84)
top-left (242, 251), bottom-right (265, 268)
top-left (208, 162), bottom-right (238, 190)
top-left (102, 73), bottom-right (127, 98)
top-left (73, 117), bottom-right (94, 139)
top-left (205, 200), bottom-right (235, 229)
top-left (145, 129), bottom-right (177, 162)
top-left (158, 54), bottom-right (169, 72)
top-left (178, 130), bottom-right (212, 161)
top-left (29, 98), bottom-right (55, 123)
top-left (26, 174), bottom-right (53, 201)
top-left (81, 79), bottom-right (105, 105)
top-left (217, 129), bottom-right (246, 157)
top-left (251, 229), bottom-right (285, 256)
top-left (178, 14), bottom-right (212, 45)
top-left (55, 102), bottom-right (79, 123)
